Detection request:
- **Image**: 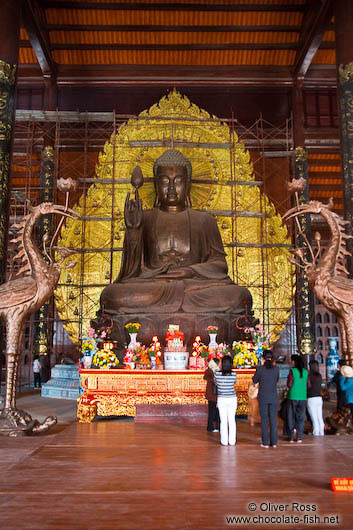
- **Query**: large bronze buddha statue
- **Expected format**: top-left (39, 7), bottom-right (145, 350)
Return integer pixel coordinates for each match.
top-left (100, 149), bottom-right (253, 346)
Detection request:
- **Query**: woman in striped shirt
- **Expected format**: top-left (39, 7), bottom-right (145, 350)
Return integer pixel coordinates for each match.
top-left (214, 355), bottom-right (237, 445)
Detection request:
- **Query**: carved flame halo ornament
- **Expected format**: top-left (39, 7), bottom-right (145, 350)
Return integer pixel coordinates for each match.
top-left (55, 90), bottom-right (294, 344)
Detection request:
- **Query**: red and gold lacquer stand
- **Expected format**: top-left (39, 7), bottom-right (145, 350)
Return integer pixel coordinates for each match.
top-left (77, 369), bottom-right (255, 423)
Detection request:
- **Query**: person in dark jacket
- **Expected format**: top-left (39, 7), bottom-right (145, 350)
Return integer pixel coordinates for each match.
top-left (307, 360), bottom-right (324, 436)
top-left (340, 365), bottom-right (353, 420)
top-left (252, 350), bottom-right (279, 448)
top-left (203, 358), bottom-right (220, 432)
top-left (332, 360), bottom-right (346, 411)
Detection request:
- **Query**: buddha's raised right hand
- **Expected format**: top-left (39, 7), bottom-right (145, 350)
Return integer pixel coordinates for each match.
top-left (124, 189), bottom-right (142, 229)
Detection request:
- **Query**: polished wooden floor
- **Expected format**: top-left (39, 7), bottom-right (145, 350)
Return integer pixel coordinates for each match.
top-left (0, 394), bottom-right (353, 530)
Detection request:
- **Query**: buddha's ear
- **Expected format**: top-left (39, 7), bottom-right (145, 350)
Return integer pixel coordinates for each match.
top-left (187, 195), bottom-right (192, 208)
top-left (154, 195), bottom-right (160, 207)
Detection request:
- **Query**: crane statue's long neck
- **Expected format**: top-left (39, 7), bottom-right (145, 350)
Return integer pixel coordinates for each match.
top-left (22, 210), bottom-right (50, 279)
top-left (318, 209), bottom-right (341, 274)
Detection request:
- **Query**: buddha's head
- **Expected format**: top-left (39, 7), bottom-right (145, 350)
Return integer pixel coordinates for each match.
top-left (153, 149), bottom-right (192, 211)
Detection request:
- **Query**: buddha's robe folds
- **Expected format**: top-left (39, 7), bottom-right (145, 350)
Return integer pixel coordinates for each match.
top-left (101, 208), bottom-right (252, 314)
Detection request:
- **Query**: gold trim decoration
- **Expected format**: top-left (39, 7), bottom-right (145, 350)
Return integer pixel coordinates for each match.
top-left (42, 145), bottom-right (54, 161)
top-left (55, 90), bottom-right (294, 344)
top-left (77, 402), bottom-right (97, 423)
top-left (0, 61), bottom-right (16, 264)
top-left (294, 146), bottom-right (307, 163)
top-left (339, 62), bottom-right (353, 83)
top-left (0, 60), bottom-right (16, 86)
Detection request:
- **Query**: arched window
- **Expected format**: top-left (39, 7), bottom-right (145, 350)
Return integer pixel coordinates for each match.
top-left (24, 354), bottom-right (29, 365)
top-left (317, 340), bottom-right (323, 351)
top-left (324, 313), bottom-right (330, 323)
top-left (333, 326), bottom-right (339, 337)
top-left (317, 326), bottom-right (322, 337)
top-left (316, 313), bottom-right (322, 323)
top-left (332, 314), bottom-right (337, 323)
top-left (325, 327), bottom-right (330, 337)
top-left (325, 340), bottom-right (330, 349)
top-left (317, 353), bottom-right (324, 364)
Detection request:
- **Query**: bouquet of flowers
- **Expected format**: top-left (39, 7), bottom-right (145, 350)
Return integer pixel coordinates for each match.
top-left (247, 323), bottom-right (270, 349)
top-left (232, 341), bottom-right (258, 368)
top-left (192, 336), bottom-right (208, 358)
top-left (123, 351), bottom-right (136, 363)
top-left (134, 345), bottom-right (151, 368)
top-left (206, 325), bottom-right (218, 332)
top-left (125, 322), bottom-right (141, 333)
top-left (216, 343), bottom-right (231, 358)
top-left (81, 336), bottom-right (97, 356)
top-left (92, 349), bottom-right (119, 369)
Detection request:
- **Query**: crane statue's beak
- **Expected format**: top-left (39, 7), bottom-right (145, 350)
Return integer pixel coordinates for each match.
top-left (52, 205), bottom-right (80, 219)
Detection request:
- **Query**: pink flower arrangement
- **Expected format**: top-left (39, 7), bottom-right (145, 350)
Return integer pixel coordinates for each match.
top-left (206, 325), bottom-right (218, 332)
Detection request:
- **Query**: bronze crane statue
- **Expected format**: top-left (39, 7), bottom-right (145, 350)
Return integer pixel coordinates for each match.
top-left (283, 199), bottom-right (353, 367)
top-left (0, 201), bottom-right (79, 436)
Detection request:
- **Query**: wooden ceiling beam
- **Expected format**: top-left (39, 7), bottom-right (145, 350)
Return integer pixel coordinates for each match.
top-left (293, 0), bottom-right (334, 80)
top-left (42, 42), bottom-right (335, 52)
top-left (42, 2), bottom-right (306, 12)
top-left (22, 0), bottom-right (56, 79)
top-left (43, 24), bottom-right (313, 32)
top-left (16, 64), bottom-right (337, 88)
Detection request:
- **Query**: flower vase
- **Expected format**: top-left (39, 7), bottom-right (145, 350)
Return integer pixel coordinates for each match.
top-left (208, 333), bottom-right (218, 353)
top-left (128, 332), bottom-right (138, 351)
top-left (255, 344), bottom-right (263, 363)
top-left (83, 354), bottom-right (92, 369)
top-left (326, 337), bottom-right (340, 384)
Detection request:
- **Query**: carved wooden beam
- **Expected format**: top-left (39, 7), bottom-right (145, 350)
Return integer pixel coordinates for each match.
top-left (43, 42), bottom-right (334, 52)
top-left (293, 0), bottom-right (334, 80)
top-left (42, 2), bottom-right (306, 12)
top-left (22, 0), bottom-right (56, 79)
top-left (44, 24), bottom-right (308, 32)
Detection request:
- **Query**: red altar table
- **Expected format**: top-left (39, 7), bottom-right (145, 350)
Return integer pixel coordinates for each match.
top-left (77, 368), bottom-right (255, 423)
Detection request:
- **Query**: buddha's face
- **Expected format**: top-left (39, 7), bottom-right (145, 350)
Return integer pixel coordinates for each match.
top-left (155, 165), bottom-right (190, 211)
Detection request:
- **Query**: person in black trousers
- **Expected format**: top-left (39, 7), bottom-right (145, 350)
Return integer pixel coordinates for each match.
top-left (203, 358), bottom-right (220, 432)
top-left (253, 350), bottom-right (279, 448)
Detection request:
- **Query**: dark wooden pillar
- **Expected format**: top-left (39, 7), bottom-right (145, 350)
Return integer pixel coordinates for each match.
top-left (335, 0), bottom-right (353, 277)
top-left (0, 0), bottom-right (22, 283)
top-left (0, 0), bottom-right (22, 390)
top-left (292, 80), bottom-right (316, 358)
top-left (34, 79), bottom-right (57, 381)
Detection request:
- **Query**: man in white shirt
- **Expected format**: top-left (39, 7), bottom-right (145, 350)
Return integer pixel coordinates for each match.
top-left (33, 356), bottom-right (41, 388)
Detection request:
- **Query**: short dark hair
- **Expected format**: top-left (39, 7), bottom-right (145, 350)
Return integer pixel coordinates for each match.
top-left (309, 360), bottom-right (320, 374)
top-left (263, 349), bottom-right (274, 369)
top-left (221, 355), bottom-right (233, 375)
